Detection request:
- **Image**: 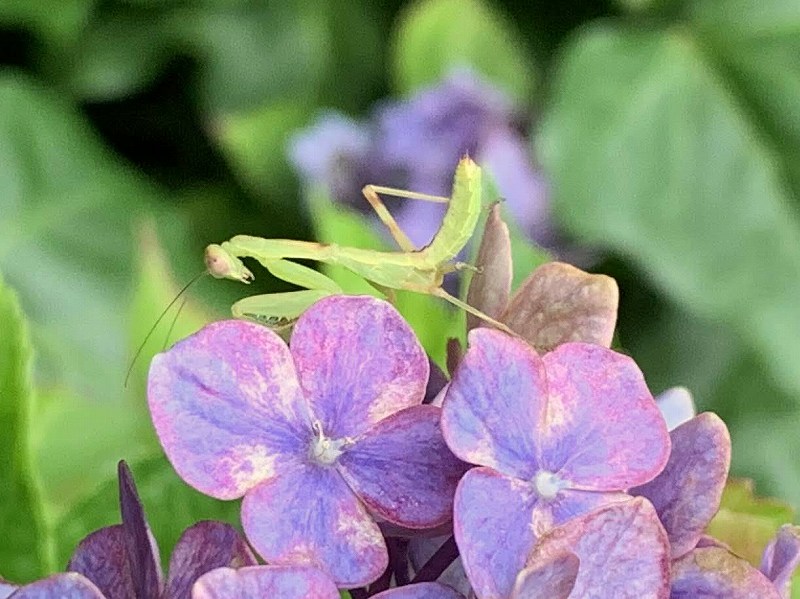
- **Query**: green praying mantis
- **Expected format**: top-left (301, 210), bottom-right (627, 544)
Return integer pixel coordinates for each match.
top-left (205, 156), bottom-right (513, 334)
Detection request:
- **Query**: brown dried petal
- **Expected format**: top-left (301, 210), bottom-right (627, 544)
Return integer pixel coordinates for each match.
top-left (466, 204), bottom-right (512, 332)
top-left (501, 262), bottom-right (618, 352)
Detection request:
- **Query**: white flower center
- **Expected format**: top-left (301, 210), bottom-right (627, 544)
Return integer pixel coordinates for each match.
top-left (308, 422), bottom-right (346, 465)
top-left (534, 470), bottom-right (568, 500)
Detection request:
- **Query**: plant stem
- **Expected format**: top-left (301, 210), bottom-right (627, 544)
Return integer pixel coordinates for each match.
top-left (410, 535), bottom-right (459, 584)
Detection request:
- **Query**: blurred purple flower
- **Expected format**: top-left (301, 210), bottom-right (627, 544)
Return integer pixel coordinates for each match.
top-left (655, 386), bottom-right (696, 431)
top-left (440, 328), bottom-right (670, 599)
top-left (148, 296), bottom-right (467, 588)
top-left (518, 497), bottom-right (671, 599)
top-left (288, 70), bottom-right (550, 251)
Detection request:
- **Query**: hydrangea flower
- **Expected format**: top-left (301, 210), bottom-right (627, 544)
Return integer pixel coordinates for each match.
top-left (518, 497), bottom-right (670, 598)
top-left (5, 462), bottom-right (255, 599)
top-left (632, 413), bottom-right (731, 559)
top-left (289, 69), bottom-right (549, 250)
top-left (654, 387), bottom-right (696, 431)
top-left (148, 295), bottom-right (467, 588)
top-left (441, 328), bottom-right (670, 599)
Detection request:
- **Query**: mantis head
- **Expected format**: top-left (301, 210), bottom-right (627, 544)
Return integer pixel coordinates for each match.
top-left (205, 244), bottom-right (254, 283)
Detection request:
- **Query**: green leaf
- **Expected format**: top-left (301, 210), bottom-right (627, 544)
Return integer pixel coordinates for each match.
top-left (0, 73), bottom-right (157, 403)
top-left (691, 0), bottom-right (800, 197)
top-left (213, 102), bottom-right (312, 200)
top-left (0, 274), bottom-right (53, 581)
top-left (392, 0), bottom-right (536, 102)
top-left (537, 25), bottom-right (800, 400)
top-left (31, 218), bottom-right (214, 520)
top-left (308, 190), bottom-right (462, 367)
top-left (54, 455), bottom-right (240, 570)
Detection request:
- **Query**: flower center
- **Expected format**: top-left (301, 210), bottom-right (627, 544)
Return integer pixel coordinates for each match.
top-left (308, 423), bottom-right (346, 466)
top-left (533, 470), bottom-right (568, 500)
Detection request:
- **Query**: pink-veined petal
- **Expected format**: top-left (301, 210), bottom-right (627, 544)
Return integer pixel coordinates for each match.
top-left (290, 296), bottom-right (428, 438)
top-left (148, 320), bottom-right (311, 499)
top-left (241, 463), bottom-right (386, 588)
top-left (671, 547), bottom-right (782, 598)
top-left (191, 565), bottom-right (339, 599)
top-left (540, 343), bottom-right (670, 490)
top-left (338, 406), bottom-right (468, 529)
top-left (633, 413), bottom-right (731, 559)
top-left (454, 467), bottom-right (538, 599)
top-left (442, 329), bottom-right (544, 479)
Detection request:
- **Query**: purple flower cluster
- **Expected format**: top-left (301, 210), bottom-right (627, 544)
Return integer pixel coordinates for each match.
top-left (289, 69), bottom-right (551, 251)
top-left (5, 237), bottom-right (799, 597)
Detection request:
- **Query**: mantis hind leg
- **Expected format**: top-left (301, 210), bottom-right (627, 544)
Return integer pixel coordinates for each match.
top-left (361, 184), bottom-right (449, 252)
top-left (432, 288), bottom-right (514, 336)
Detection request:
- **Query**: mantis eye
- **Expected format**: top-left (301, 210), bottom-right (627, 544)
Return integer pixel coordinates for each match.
top-left (204, 244), bottom-right (254, 283)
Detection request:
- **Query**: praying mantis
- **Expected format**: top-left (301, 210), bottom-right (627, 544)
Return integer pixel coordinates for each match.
top-left (205, 156), bottom-right (513, 334)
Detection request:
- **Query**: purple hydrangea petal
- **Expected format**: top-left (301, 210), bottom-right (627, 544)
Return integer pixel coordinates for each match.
top-left (165, 521), bottom-right (257, 599)
top-left (478, 127), bottom-right (551, 246)
top-left (117, 462), bottom-right (163, 599)
top-left (290, 296), bottom-right (429, 438)
top-left (539, 343), bottom-right (670, 490)
top-left (760, 525), bottom-right (800, 598)
top-left (1, 580), bottom-right (16, 599)
top-left (453, 467), bottom-right (538, 599)
top-left (527, 498), bottom-right (670, 599)
top-left (442, 328), bottom-right (545, 478)
top-left (148, 320), bottom-right (311, 499)
top-left (534, 489), bottom-right (630, 532)
top-left (338, 405), bottom-right (468, 529)
top-left (67, 526), bottom-right (133, 599)
top-left (671, 547), bottom-right (782, 598)
top-left (8, 574), bottom-right (105, 599)
top-left (511, 552), bottom-right (578, 599)
top-left (655, 387), bottom-right (696, 431)
top-left (696, 535), bottom-right (730, 550)
top-left (371, 582), bottom-right (466, 599)
top-left (241, 462), bottom-right (386, 587)
top-left (632, 413), bottom-right (731, 559)
top-left (191, 565), bottom-right (339, 599)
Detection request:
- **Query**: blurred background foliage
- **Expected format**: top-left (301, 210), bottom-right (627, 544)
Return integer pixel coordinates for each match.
top-left (1, 0), bottom-right (799, 583)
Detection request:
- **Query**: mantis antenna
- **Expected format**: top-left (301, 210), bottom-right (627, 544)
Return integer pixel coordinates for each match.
top-left (124, 269), bottom-right (207, 388)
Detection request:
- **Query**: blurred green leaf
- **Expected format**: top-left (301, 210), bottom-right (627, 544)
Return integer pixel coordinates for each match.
top-left (0, 0), bottom-right (93, 49)
top-left (127, 217), bottom-right (213, 399)
top-left (308, 190), bottom-right (462, 367)
top-left (54, 455), bottom-right (240, 570)
top-left (537, 26), bottom-right (800, 401)
top-left (0, 274), bottom-right (53, 581)
top-left (32, 218), bottom-right (214, 521)
top-left (67, 10), bottom-right (171, 100)
top-left (0, 73), bottom-right (157, 402)
top-left (691, 0), bottom-right (800, 197)
top-left (707, 478), bottom-right (794, 565)
top-left (392, 0), bottom-right (536, 102)
top-left (212, 102), bottom-right (311, 200)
